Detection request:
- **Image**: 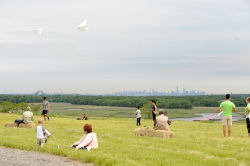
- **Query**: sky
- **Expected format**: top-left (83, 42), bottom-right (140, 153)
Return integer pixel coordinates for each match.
top-left (1, 0), bottom-right (250, 94)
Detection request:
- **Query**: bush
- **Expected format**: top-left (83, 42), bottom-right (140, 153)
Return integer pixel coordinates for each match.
top-left (30, 104), bottom-right (42, 112)
top-left (0, 101), bottom-right (29, 112)
top-left (1, 102), bottom-right (15, 112)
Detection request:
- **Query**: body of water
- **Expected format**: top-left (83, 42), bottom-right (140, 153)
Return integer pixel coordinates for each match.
top-left (172, 112), bottom-right (245, 122)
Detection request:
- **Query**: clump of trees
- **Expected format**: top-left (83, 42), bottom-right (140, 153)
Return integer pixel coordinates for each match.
top-left (30, 104), bottom-right (42, 112)
top-left (141, 101), bottom-right (152, 118)
top-left (0, 94), bottom-right (249, 110)
top-left (0, 102), bottom-right (28, 112)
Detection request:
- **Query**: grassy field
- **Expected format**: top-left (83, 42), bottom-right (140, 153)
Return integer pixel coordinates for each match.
top-left (29, 103), bottom-right (246, 119)
top-left (49, 103), bottom-right (135, 118)
top-left (0, 113), bottom-right (249, 166)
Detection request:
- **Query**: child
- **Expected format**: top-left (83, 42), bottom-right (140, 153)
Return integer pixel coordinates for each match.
top-left (36, 119), bottom-right (49, 147)
top-left (135, 106), bottom-right (141, 126)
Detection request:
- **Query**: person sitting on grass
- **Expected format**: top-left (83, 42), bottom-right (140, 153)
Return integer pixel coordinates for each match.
top-left (71, 124), bottom-right (98, 151)
top-left (154, 111), bottom-right (170, 131)
top-left (36, 119), bottom-right (47, 147)
top-left (82, 113), bottom-right (88, 120)
top-left (15, 106), bottom-right (34, 126)
top-left (164, 111), bottom-right (172, 126)
top-left (76, 113), bottom-right (88, 120)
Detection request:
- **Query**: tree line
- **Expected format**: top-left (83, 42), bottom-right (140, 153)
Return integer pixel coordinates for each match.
top-left (0, 94), bottom-right (249, 110)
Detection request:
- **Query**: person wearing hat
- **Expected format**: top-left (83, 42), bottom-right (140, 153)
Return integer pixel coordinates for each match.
top-left (154, 110), bottom-right (170, 130)
top-left (15, 106), bottom-right (34, 125)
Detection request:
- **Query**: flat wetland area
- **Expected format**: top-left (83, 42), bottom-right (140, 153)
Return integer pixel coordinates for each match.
top-left (45, 103), bottom-right (246, 119)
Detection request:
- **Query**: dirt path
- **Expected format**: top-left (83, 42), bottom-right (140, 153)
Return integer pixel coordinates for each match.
top-left (0, 147), bottom-right (92, 166)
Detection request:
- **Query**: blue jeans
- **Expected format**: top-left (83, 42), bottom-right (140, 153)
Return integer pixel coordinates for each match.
top-left (137, 118), bottom-right (141, 126)
top-left (15, 119), bottom-right (24, 124)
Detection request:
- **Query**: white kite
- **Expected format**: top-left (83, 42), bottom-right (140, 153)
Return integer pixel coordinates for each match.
top-left (217, 111), bottom-right (223, 117)
top-left (200, 111), bottom-right (223, 121)
top-left (34, 27), bottom-right (43, 35)
top-left (77, 20), bottom-right (89, 32)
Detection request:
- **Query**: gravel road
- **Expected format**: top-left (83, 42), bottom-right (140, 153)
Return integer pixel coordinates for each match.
top-left (0, 147), bottom-right (92, 166)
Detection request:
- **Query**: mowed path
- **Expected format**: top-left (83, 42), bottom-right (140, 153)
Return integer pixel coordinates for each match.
top-left (0, 147), bottom-right (91, 166)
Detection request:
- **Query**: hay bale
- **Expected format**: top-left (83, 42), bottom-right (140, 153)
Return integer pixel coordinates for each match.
top-left (135, 127), bottom-right (174, 139)
top-left (4, 122), bottom-right (35, 128)
top-left (19, 123), bottom-right (35, 128)
top-left (4, 122), bottom-right (18, 128)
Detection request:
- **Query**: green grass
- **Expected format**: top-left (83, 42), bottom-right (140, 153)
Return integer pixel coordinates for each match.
top-left (49, 103), bottom-right (136, 118)
top-left (0, 113), bottom-right (249, 166)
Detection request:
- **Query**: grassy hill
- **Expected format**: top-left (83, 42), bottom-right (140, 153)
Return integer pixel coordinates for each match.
top-left (0, 113), bottom-right (249, 166)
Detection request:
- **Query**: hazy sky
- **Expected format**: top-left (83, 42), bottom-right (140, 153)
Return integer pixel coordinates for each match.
top-left (1, 0), bottom-right (250, 94)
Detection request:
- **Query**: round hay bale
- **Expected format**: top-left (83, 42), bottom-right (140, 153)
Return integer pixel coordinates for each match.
top-left (135, 127), bottom-right (174, 139)
top-left (19, 123), bottom-right (35, 128)
top-left (4, 122), bottom-right (18, 128)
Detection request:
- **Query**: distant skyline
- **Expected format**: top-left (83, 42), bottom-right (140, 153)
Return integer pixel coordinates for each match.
top-left (1, 86), bottom-right (233, 96)
top-left (109, 86), bottom-right (206, 96)
top-left (1, 0), bottom-right (250, 94)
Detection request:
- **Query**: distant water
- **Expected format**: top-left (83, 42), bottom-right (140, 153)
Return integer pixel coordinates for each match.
top-left (172, 113), bottom-right (245, 122)
top-left (67, 108), bottom-right (83, 111)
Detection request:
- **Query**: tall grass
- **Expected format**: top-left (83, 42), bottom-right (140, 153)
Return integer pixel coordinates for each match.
top-left (0, 113), bottom-right (249, 166)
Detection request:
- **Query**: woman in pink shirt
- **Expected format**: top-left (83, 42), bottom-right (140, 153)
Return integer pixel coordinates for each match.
top-left (71, 124), bottom-right (98, 151)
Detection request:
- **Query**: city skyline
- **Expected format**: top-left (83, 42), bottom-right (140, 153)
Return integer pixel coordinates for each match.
top-left (109, 86), bottom-right (205, 96)
top-left (1, 86), bottom-right (229, 96)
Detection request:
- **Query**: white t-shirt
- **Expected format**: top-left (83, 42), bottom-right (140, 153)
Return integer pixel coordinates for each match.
top-left (42, 101), bottom-right (49, 110)
top-left (136, 109), bottom-right (141, 118)
top-left (36, 125), bottom-right (45, 139)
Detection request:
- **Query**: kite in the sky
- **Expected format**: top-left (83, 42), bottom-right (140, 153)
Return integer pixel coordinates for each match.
top-left (77, 20), bottom-right (89, 32)
top-left (32, 20), bottom-right (89, 35)
top-left (34, 27), bottom-right (43, 35)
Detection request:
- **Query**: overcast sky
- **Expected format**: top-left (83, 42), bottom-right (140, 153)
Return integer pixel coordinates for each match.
top-left (1, 0), bottom-right (250, 94)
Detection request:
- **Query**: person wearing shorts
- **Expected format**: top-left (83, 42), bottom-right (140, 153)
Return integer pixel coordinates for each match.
top-left (37, 138), bottom-right (45, 146)
top-left (245, 97), bottom-right (250, 137)
top-left (218, 94), bottom-right (236, 137)
top-left (42, 97), bottom-right (50, 121)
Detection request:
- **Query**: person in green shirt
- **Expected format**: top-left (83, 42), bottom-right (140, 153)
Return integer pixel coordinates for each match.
top-left (217, 94), bottom-right (236, 137)
top-left (245, 97), bottom-right (250, 137)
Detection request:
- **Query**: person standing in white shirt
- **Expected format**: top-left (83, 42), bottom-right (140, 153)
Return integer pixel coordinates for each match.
top-left (36, 119), bottom-right (46, 147)
top-left (135, 106), bottom-right (141, 126)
